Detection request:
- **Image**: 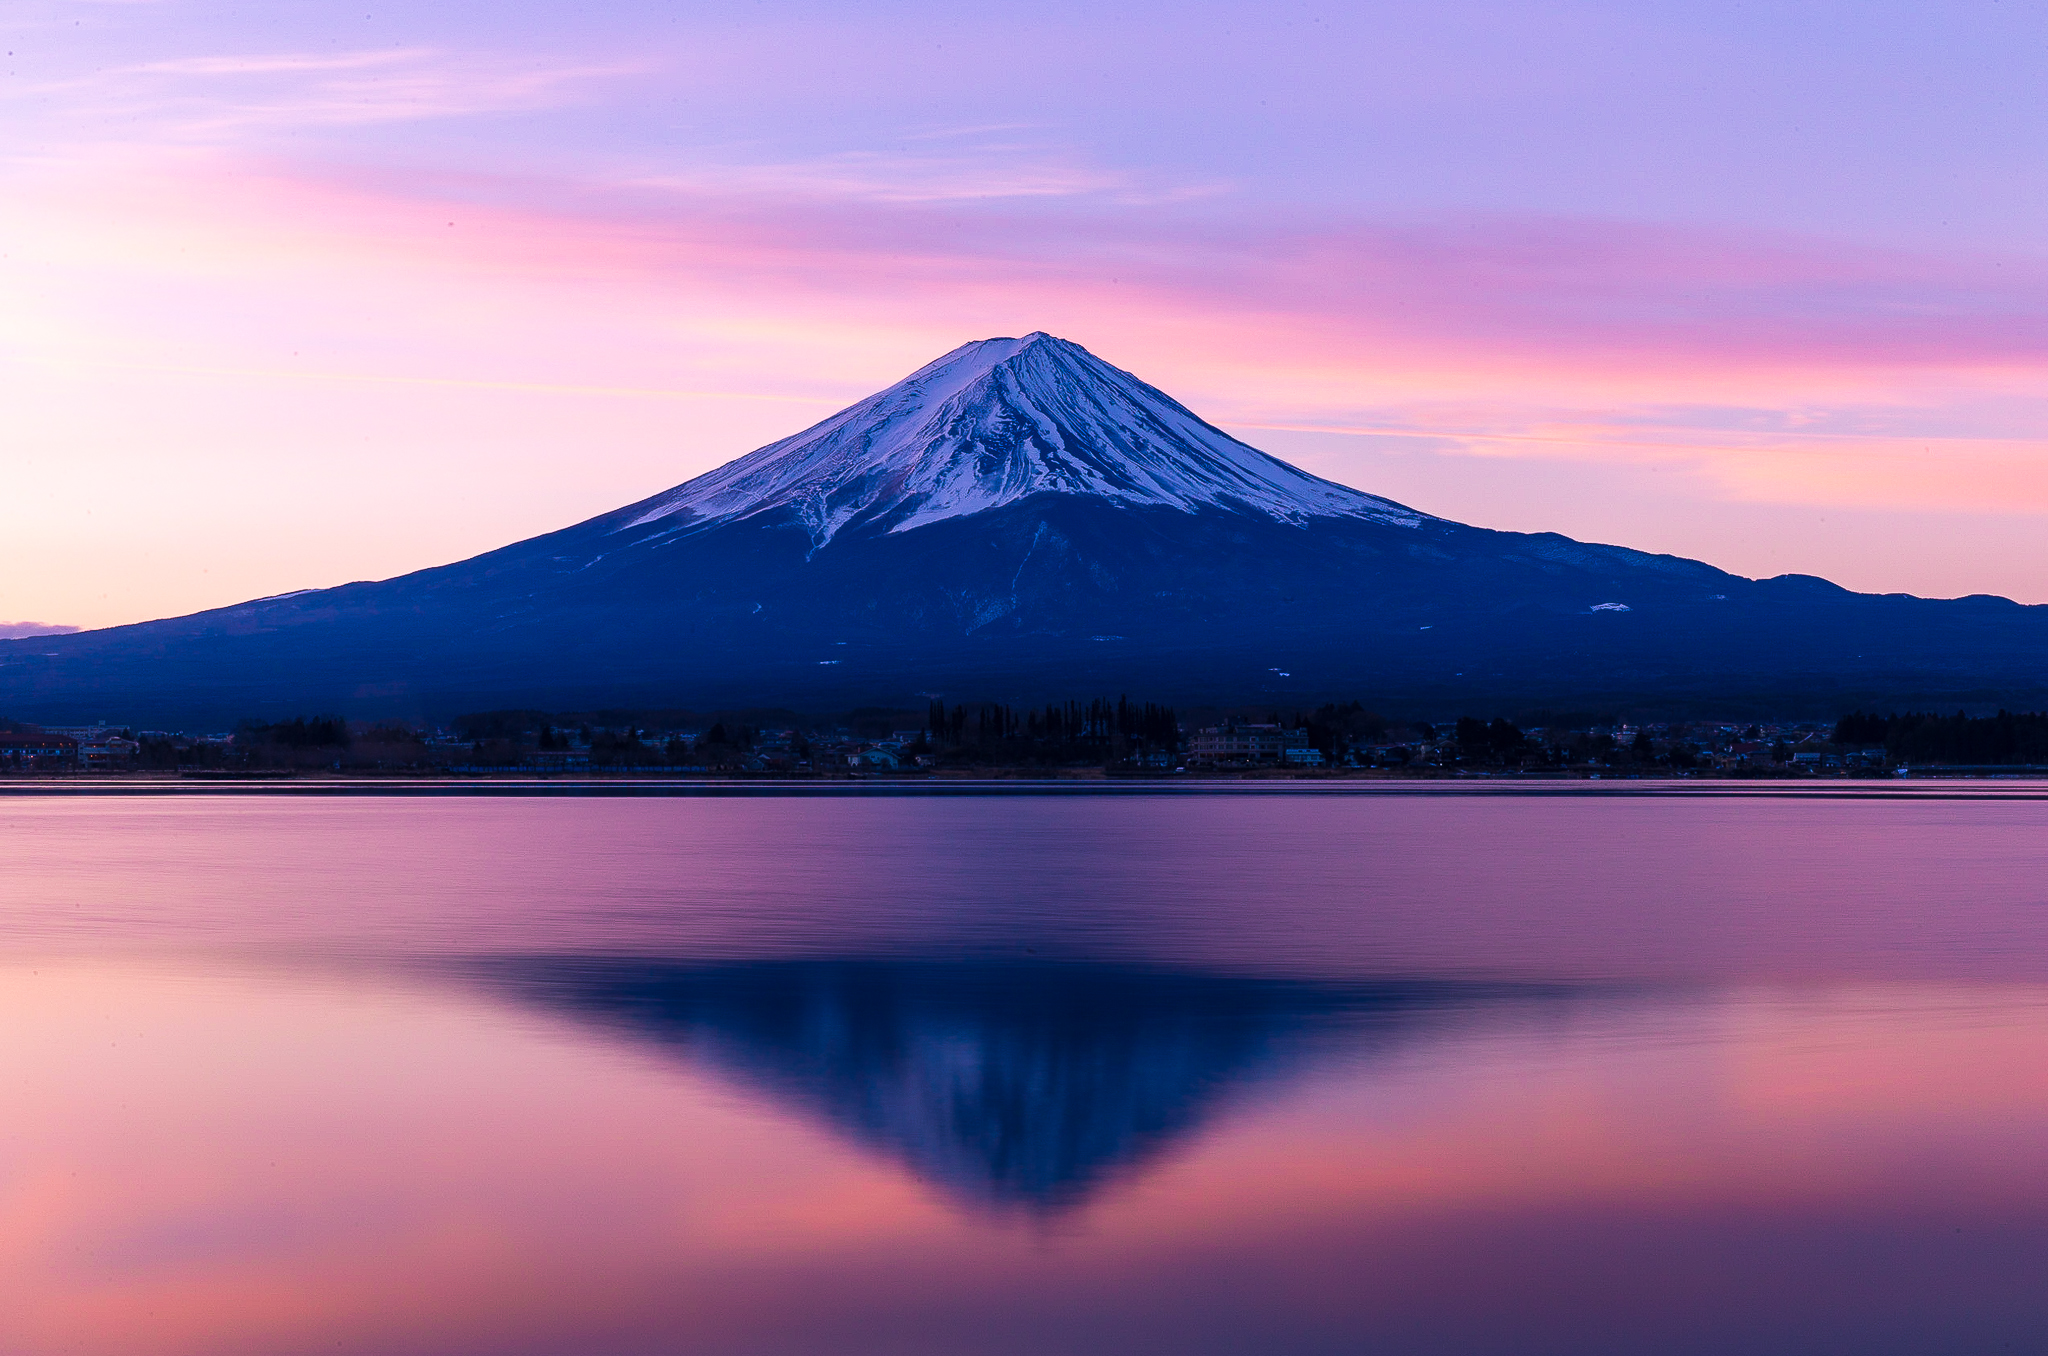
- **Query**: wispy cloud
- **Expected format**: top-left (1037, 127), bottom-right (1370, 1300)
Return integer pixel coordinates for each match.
top-left (7, 46), bottom-right (645, 138)
top-left (897, 122), bottom-right (1047, 142)
top-left (5, 152), bottom-right (2046, 623)
top-left (620, 121), bottom-right (1226, 207)
top-left (21, 153), bottom-right (2047, 384)
top-left (631, 152), bottom-right (1135, 205)
top-left (122, 50), bottom-right (432, 77)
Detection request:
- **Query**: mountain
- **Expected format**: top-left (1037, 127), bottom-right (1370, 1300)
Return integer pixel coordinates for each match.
top-left (627, 334), bottom-right (1424, 544)
top-left (4, 331), bottom-right (2046, 724)
top-left (461, 956), bottom-right (1544, 1214)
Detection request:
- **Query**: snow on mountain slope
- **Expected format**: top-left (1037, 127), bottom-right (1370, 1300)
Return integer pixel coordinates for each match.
top-left (623, 333), bottom-right (1427, 546)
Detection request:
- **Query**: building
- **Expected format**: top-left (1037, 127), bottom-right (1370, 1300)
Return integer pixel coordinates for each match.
top-left (1188, 723), bottom-right (1279, 763)
top-left (36, 726), bottom-right (140, 769)
top-left (76, 733), bottom-right (140, 769)
top-left (1186, 722), bottom-right (1320, 766)
top-left (0, 733), bottom-right (79, 770)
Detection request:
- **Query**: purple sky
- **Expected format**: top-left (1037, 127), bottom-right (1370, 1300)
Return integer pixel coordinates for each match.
top-left (3, 0), bottom-right (2045, 627)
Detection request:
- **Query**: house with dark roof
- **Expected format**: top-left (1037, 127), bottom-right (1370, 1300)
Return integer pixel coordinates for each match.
top-left (0, 733), bottom-right (78, 770)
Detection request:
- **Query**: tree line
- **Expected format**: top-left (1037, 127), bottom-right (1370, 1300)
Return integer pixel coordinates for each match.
top-left (1832, 710), bottom-right (2048, 765)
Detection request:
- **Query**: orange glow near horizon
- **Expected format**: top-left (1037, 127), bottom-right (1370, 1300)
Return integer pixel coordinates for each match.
top-left (4, 152), bottom-right (2046, 628)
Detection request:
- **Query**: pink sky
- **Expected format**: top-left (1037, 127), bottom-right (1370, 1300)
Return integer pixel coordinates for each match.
top-left (2, 1), bottom-right (2044, 628)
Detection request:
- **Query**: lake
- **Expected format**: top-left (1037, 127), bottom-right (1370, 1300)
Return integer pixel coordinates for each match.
top-left (3, 786), bottom-right (2045, 1354)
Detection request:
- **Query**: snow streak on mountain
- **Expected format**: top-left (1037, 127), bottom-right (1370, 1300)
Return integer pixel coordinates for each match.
top-left (8, 328), bottom-right (2047, 726)
top-left (622, 332), bottom-right (1426, 546)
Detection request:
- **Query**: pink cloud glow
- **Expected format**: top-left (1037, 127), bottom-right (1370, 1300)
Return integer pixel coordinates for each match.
top-left (4, 152), bottom-right (2046, 627)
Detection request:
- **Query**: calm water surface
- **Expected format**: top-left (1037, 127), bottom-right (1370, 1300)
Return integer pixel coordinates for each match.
top-left (3, 790), bottom-right (2046, 1354)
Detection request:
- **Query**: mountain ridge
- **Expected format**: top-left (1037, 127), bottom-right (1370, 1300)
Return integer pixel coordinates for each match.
top-left (614, 332), bottom-right (1424, 548)
top-left (2, 333), bottom-right (2045, 725)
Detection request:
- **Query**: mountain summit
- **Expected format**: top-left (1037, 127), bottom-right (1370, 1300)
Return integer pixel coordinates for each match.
top-left (3, 334), bottom-right (2046, 723)
top-left (622, 332), bottom-right (1420, 547)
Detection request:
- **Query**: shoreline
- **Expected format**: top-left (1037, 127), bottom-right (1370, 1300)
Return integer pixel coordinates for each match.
top-left (4, 774), bottom-right (2048, 799)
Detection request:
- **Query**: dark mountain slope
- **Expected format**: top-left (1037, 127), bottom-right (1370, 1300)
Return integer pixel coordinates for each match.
top-left (3, 333), bottom-right (2043, 724)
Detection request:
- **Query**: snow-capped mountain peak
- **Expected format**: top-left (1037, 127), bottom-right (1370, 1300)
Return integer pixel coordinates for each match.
top-left (623, 333), bottom-right (1426, 545)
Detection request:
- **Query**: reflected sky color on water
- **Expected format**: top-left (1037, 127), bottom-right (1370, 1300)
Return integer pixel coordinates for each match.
top-left (2, 792), bottom-right (2047, 1353)
top-left (461, 957), bottom-right (1576, 1215)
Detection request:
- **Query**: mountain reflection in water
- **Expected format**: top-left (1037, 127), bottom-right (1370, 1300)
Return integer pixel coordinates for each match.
top-left (465, 957), bottom-right (1575, 1213)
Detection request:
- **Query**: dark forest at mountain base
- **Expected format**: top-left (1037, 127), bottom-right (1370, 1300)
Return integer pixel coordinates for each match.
top-left (1832, 709), bottom-right (2048, 765)
top-left (12, 703), bottom-right (2048, 777)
